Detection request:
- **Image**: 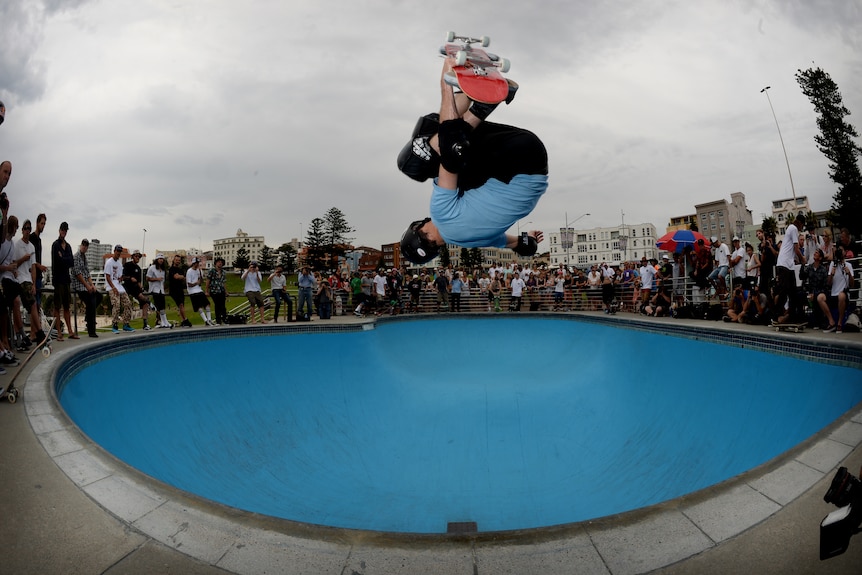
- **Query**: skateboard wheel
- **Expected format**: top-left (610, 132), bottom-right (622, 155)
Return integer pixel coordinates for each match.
top-left (480, 35), bottom-right (490, 47)
top-left (446, 30), bottom-right (455, 42)
top-left (7, 391), bottom-right (17, 404)
top-left (455, 50), bottom-right (467, 67)
top-left (498, 58), bottom-right (511, 73)
top-left (42, 347), bottom-right (51, 358)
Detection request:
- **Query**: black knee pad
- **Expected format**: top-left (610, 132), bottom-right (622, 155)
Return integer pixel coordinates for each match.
top-left (438, 118), bottom-right (471, 173)
top-left (412, 113), bottom-right (439, 138)
top-left (397, 113), bottom-right (441, 182)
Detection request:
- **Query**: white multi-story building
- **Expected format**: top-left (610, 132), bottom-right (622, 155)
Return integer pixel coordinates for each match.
top-left (771, 195), bottom-right (811, 236)
top-left (548, 223), bottom-right (659, 269)
top-left (213, 229), bottom-right (266, 268)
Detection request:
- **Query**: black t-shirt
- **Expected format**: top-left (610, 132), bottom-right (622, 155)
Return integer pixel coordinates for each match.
top-left (168, 264), bottom-right (187, 295)
top-left (458, 122), bottom-right (548, 192)
top-left (123, 262), bottom-right (142, 294)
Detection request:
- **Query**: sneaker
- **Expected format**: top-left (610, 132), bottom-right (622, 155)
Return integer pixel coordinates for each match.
top-left (0, 366), bottom-right (6, 376)
top-left (143, 324), bottom-right (151, 331)
top-left (824, 324), bottom-right (837, 333)
top-left (182, 319), bottom-right (192, 328)
top-left (837, 327), bottom-right (843, 334)
top-left (122, 324), bottom-right (135, 332)
top-left (354, 310), bottom-right (362, 317)
top-left (0, 356), bottom-right (19, 367)
top-left (88, 332), bottom-right (99, 338)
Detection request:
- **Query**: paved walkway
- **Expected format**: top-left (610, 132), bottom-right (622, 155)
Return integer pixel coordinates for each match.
top-left (2, 314), bottom-right (861, 574)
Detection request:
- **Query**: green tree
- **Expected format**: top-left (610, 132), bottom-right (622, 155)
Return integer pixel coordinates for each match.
top-left (459, 247), bottom-right (470, 269)
top-left (439, 244), bottom-right (450, 268)
top-left (258, 245), bottom-right (276, 273)
top-left (761, 217), bottom-right (778, 238)
top-left (796, 67), bottom-right (862, 237)
top-left (304, 217), bottom-right (327, 271)
top-left (470, 248), bottom-right (482, 268)
top-left (234, 247), bottom-right (250, 270)
top-left (277, 243), bottom-right (297, 273)
top-left (322, 207), bottom-right (355, 270)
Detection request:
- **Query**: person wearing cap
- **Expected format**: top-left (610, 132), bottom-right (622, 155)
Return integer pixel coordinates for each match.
top-left (774, 212), bottom-right (807, 324)
top-left (104, 245), bottom-right (135, 333)
top-left (205, 257), bottom-right (228, 325)
top-left (71, 239), bottom-right (99, 337)
top-left (123, 250), bottom-right (151, 330)
top-left (168, 254), bottom-right (191, 327)
top-left (187, 257), bottom-right (214, 326)
top-left (11, 218), bottom-right (45, 345)
top-left (146, 253), bottom-right (171, 328)
top-left (398, 57), bottom-right (547, 267)
top-left (50, 221), bottom-right (77, 339)
top-left (0, 100), bottom-right (5, 126)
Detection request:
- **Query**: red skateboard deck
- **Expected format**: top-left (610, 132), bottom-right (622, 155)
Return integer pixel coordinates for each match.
top-left (442, 32), bottom-right (510, 104)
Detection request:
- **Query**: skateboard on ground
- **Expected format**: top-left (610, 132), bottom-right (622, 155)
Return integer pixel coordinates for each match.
top-left (441, 31), bottom-right (511, 104)
top-left (0, 381), bottom-right (20, 403)
top-left (1, 321), bottom-right (54, 404)
top-left (773, 322), bottom-right (806, 333)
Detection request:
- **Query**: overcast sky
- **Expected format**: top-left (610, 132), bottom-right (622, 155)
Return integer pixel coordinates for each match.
top-left (1, 0), bottom-right (860, 255)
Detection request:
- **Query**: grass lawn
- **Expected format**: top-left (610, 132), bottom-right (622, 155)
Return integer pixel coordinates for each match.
top-left (96, 272), bottom-right (303, 329)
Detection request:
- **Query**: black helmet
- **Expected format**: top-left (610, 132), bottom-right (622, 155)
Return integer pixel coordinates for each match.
top-left (400, 218), bottom-right (439, 264)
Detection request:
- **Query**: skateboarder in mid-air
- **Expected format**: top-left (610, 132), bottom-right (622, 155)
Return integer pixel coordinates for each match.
top-left (398, 57), bottom-right (548, 264)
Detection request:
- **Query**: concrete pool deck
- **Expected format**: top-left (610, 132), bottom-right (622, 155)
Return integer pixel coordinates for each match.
top-left (2, 313), bottom-right (861, 574)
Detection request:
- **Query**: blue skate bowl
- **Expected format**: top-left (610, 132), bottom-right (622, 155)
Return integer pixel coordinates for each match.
top-left (56, 316), bottom-right (862, 534)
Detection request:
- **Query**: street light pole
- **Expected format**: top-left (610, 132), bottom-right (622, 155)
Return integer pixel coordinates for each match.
top-left (760, 86), bottom-right (797, 201)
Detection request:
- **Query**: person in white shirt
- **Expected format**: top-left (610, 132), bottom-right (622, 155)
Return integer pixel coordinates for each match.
top-left (241, 261), bottom-right (266, 324)
top-left (729, 237), bottom-right (746, 289)
top-left (553, 271), bottom-right (566, 311)
top-left (104, 244), bottom-right (134, 333)
top-left (373, 269), bottom-right (388, 309)
top-left (186, 257), bottom-right (214, 325)
top-left (267, 265), bottom-right (288, 322)
top-left (508, 272), bottom-right (526, 311)
top-left (774, 213), bottom-right (805, 324)
top-left (707, 237), bottom-right (731, 296)
top-left (823, 247), bottom-right (855, 333)
top-left (147, 254), bottom-right (171, 328)
top-left (638, 258), bottom-right (657, 312)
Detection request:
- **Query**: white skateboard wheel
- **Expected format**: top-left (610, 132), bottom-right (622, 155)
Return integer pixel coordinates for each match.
top-left (42, 347), bottom-right (51, 358)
